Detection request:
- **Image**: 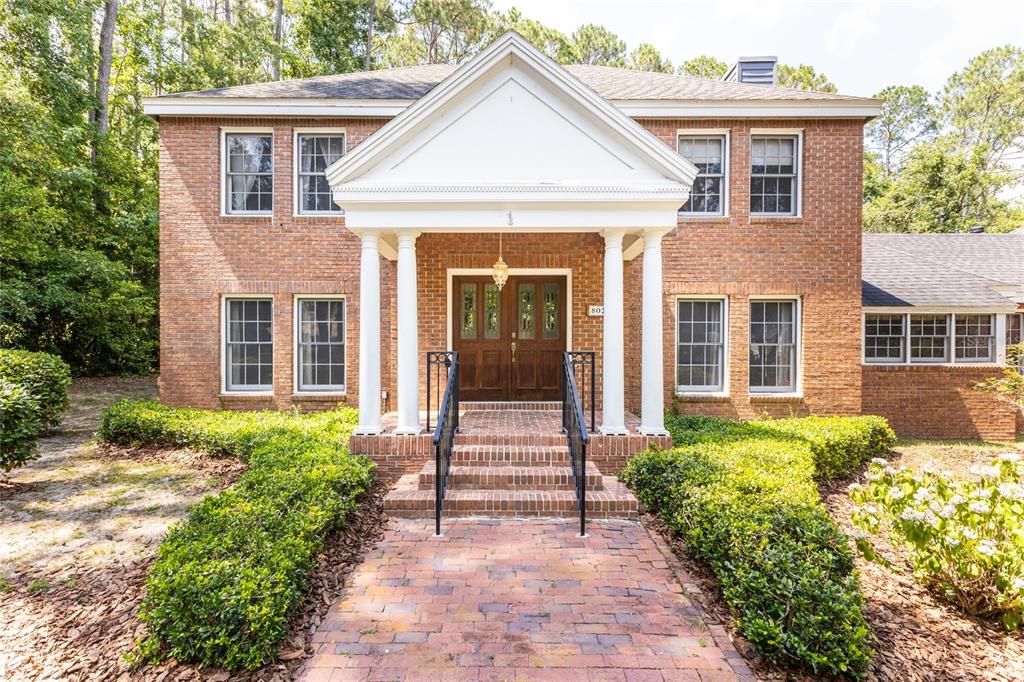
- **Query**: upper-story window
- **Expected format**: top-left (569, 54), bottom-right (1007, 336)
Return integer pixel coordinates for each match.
top-left (750, 135), bottom-right (799, 216)
top-left (295, 131), bottom-right (346, 214)
top-left (678, 134), bottom-right (727, 215)
top-left (224, 132), bottom-right (273, 215)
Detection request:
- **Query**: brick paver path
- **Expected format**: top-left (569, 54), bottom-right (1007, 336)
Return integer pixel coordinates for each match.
top-left (299, 518), bottom-right (754, 681)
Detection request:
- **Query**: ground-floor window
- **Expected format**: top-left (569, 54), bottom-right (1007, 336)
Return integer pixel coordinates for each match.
top-left (910, 314), bottom-right (950, 363)
top-left (296, 297), bottom-right (345, 392)
top-left (864, 312), bottom-right (1005, 365)
top-left (864, 313), bottom-right (906, 363)
top-left (749, 299), bottom-right (799, 393)
top-left (1007, 313), bottom-right (1023, 346)
top-left (224, 298), bottom-right (273, 391)
top-left (676, 299), bottom-right (726, 392)
top-left (955, 314), bottom-right (995, 362)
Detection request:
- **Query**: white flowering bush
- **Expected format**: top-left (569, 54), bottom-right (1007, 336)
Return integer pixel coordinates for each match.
top-left (849, 453), bottom-right (1024, 630)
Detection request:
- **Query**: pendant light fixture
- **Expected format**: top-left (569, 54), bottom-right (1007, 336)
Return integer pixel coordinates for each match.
top-left (491, 232), bottom-right (509, 290)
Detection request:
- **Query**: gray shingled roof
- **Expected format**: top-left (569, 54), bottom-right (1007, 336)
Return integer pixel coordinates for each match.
top-left (862, 233), bottom-right (1024, 308)
top-left (158, 63), bottom-right (875, 103)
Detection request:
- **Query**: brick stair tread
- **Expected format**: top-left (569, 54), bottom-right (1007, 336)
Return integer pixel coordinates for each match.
top-left (450, 444), bottom-right (571, 466)
top-left (417, 462), bottom-right (604, 491)
top-left (384, 474), bottom-right (638, 518)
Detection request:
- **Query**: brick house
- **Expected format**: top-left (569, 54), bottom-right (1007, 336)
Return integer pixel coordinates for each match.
top-left (144, 31), bottom-right (1022, 473)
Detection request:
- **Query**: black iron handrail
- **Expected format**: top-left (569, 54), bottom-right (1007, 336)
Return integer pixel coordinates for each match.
top-left (563, 351), bottom-right (596, 433)
top-left (426, 351), bottom-right (458, 434)
top-left (432, 351), bottom-right (459, 537)
top-left (561, 352), bottom-right (591, 538)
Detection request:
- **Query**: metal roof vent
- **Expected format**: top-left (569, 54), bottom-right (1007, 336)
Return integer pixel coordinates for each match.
top-left (723, 56), bottom-right (778, 86)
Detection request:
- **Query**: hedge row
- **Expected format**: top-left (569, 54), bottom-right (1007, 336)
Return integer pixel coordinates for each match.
top-left (0, 349), bottom-right (72, 471)
top-left (98, 401), bottom-right (374, 670)
top-left (623, 414), bottom-right (895, 678)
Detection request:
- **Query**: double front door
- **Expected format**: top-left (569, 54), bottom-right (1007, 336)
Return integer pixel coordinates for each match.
top-left (452, 275), bottom-right (567, 401)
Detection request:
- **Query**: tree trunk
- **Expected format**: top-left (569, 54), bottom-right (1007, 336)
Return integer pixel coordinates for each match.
top-left (223, 0), bottom-right (230, 23)
top-left (272, 0), bottom-right (283, 80)
top-left (93, 0), bottom-right (120, 150)
top-left (364, 0), bottom-right (375, 71)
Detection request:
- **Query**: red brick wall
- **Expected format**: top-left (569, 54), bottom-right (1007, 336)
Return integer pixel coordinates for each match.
top-left (636, 119), bottom-right (864, 420)
top-left (863, 365), bottom-right (1019, 442)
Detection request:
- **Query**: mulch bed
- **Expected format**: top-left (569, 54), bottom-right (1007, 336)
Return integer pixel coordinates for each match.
top-left (0, 446), bottom-right (388, 682)
top-left (640, 460), bottom-right (1024, 682)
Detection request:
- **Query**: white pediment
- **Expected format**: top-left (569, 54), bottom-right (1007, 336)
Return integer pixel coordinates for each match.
top-left (325, 32), bottom-right (697, 230)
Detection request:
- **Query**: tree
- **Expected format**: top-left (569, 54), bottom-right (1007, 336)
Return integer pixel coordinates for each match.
top-left (777, 63), bottom-right (837, 92)
top-left (627, 43), bottom-right (672, 73)
top-left (940, 45), bottom-right (1024, 170)
top-left (866, 85), bottom-right (937, 175)
top-left (677, 55), bottom-right (728, 79)
top-left (974, 343), bottom-right (1024, 414)
top-left (491, 7), bottom-right (569, 62)
top-left (567, 24), bottom-right (625, 66)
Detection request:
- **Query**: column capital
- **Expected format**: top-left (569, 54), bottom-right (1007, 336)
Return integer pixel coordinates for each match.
top-left (641, 227), bottom-right (671, 243)
top-left (395, 230), bottom-right (420, 247)
top-left (358, 231), bottom-right (380, 248)
top-left (602, 228), bottom-right (627, 247)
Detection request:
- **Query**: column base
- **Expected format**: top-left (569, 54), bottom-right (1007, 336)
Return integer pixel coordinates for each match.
top-left (637, 426), bottom-right (669, 437)
top-left (354, 425), bottom-right (384, 436)
top-left (599, 425), bottom-right (629, 436)
top-left (393, 426), bottom-right (422, 436)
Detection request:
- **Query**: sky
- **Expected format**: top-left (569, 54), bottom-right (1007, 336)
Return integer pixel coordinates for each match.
top-left (489, 0), bottom-right (1024, 97)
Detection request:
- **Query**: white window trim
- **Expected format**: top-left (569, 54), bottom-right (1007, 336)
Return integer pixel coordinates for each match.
top-left (675, 295), bottom-right (730, 397)
top-left (221, 294), bottom-right (274, 395)
top-left (861, 310), bottom-right (1008, 367)
top-left (220, 127), bottom-right (274, 218)
top-left (293, 128), bottom-right (347, 217)
top-left (748, 296), bottom-right (802, 396)
top-left (677, 129), bottom-right (730, 218)
top-left (861, 313), bottom-right (906, 364)
top-left (749, 131), bottom-right (803, 218)
top-left (293, 294), bottom-right (347, 395)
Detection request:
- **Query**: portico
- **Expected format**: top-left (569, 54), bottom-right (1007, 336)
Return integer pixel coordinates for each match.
top-left (325, 32), bottom-right (696, 440)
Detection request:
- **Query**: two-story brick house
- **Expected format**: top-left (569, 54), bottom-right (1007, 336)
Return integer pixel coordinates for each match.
top-left (144, 31), bottom-right (1021, 480)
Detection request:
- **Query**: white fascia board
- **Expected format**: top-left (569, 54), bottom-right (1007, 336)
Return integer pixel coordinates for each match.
top-left (142, 97), bottom-right (412, 117)
top-left (324, 31), bottom-right (700, 189)
top-left (613, 99), bottom-right (882, 119)
top-left (863, 305), bottom-right (1018, 314)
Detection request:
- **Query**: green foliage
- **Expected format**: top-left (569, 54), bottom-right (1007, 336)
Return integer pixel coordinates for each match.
top-left (850, 454), bottom-right (1024, 630)
top-left (0, 378), bottom-right (41, 472)
top-left (866, 85), bottom-right (937, 175)
top-left (777, 63), bottom-right (838, 93)
top-left (98, 400), bottom-right (374, 670)
top-left (0, 348), bottom-right (71, 430)
top-left (568, 24), bottom-right (626, 67)
top-left (627, 43), bottom-right (673, 73)
top-left (625, 414), bottom-right (896, 676)
top-left (492, 7), bottom-right (570, 62)
top-left (677, 55), bottom-right (728, 79)
top-left (974, 342), bottom-right (1024, 415)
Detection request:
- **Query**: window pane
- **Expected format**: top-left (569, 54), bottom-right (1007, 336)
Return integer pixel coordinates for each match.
top-left (297, 134), bottom-right (345, 213)
top-left (460, 284), bottom-right (477, 340)
top-left (677, 300), bottom-right (724, 391)
top-left (679, 135), bottom-right (725, 215)
top-left (1008, 313), bottom-right (1023, 346)
top-left (225, 299), bottom-right (273, 390)
top-left (909, 315), bottom-right (949, 362)
top-left (484, 284), bottom-right (500, 340)
top-left (864, 314), bottom-right (905, 362)
top-left (955, 314), bottom-right (994, 362)
top-left (518, 284), bottom-right (535, 340)
top-left (750, 135), bottom-right (797, 215)
top-left (225, 134), bottom-right (272, 214)
top-left (542, 284), bottom-right (559, 339)
top-left (297, 299), bottom-right (345, 391)
top-left (749, 300), bottom-right (797, 391)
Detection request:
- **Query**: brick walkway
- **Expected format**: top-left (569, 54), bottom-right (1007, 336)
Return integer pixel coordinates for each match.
top-left (299, 518), bottom-right (754, 681)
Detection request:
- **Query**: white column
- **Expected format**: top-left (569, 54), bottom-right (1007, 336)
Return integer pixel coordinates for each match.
top-left (639, 229), bottom-right (668, 435)
top-left (600, 229), bottom-right (627, 435)
top-left (394, 231), bottom-right (420, 434)
top-left (356, 232), bottom-right (382, 435)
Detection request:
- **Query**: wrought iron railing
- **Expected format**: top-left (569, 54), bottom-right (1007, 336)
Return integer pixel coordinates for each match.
top-left (431, 351), bottom-right (459, 537)
top-left (426, 351), bottom-right (459, 434)
top-left (563, 351), bottom-right (596, 433)
top-left (561, 351), bottom-right (591, 537)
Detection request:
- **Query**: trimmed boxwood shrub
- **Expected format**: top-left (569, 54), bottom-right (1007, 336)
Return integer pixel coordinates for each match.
top-left (0, 349), bottom-right (71, 431)
top-left (0, 378), bottom-right (41, 471)
top-left (623, 414), bottom-right (895, 677)
top-left (99, 400), bottom-right (374, 670)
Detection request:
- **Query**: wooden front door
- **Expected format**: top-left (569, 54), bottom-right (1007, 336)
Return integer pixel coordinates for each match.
top-left (452, 275), bottom-right (567, 401)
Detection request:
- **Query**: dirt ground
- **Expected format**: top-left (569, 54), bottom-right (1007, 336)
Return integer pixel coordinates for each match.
top-left (0, 376), bottom-right (387, 682)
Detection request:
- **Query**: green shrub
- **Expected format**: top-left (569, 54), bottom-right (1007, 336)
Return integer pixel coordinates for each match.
top-left (0, 348), bottom-right (71, 431)
top-left (627, 413), bottom-right (894, 677)
top-left (850, 453), bottom-right (1024, 630)
top-left (0, 378), bottom-right (41, 471)
top-left (98, 400), bottom-right (374, 670)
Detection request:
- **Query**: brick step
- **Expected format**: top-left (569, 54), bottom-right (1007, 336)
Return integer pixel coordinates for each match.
top-left (451, 444), bottom-right (570, 467)
top-left (455, 432), bottom-right (566, 447)
top-left (417, 462), bottom-right (604, 491)
top-left (384, 475), bottom-right (638, 519)
top-left (460, 401), bottom-right (561, 412)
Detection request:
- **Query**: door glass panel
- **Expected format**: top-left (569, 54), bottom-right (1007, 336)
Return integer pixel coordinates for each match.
top-left (484, 284), bottom-right (500, 339)
top-left (518, 284), bottom-right (535, 339)
top-left (542, 283), bottom-right (559, 339)
top-left (460, 283), bottom-right (477, 339)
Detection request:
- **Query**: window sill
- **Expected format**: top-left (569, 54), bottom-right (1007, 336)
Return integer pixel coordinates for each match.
top-left (676, 392), bottom-right (730, 402)
top-left (748, 392), bottom-right (803, 401)
top-left (219, 213), bottom-right (273, 219)
top-left (220, 392), bottom-right (274, 399)
top-left (863, 362), bottom-right (1001, 369)
top-left (678, 215), bottom-right (731, 223)
top-left (292, 392), bottom-right (347, 400)
top-left (748, 215), bottom-right (805, 224)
